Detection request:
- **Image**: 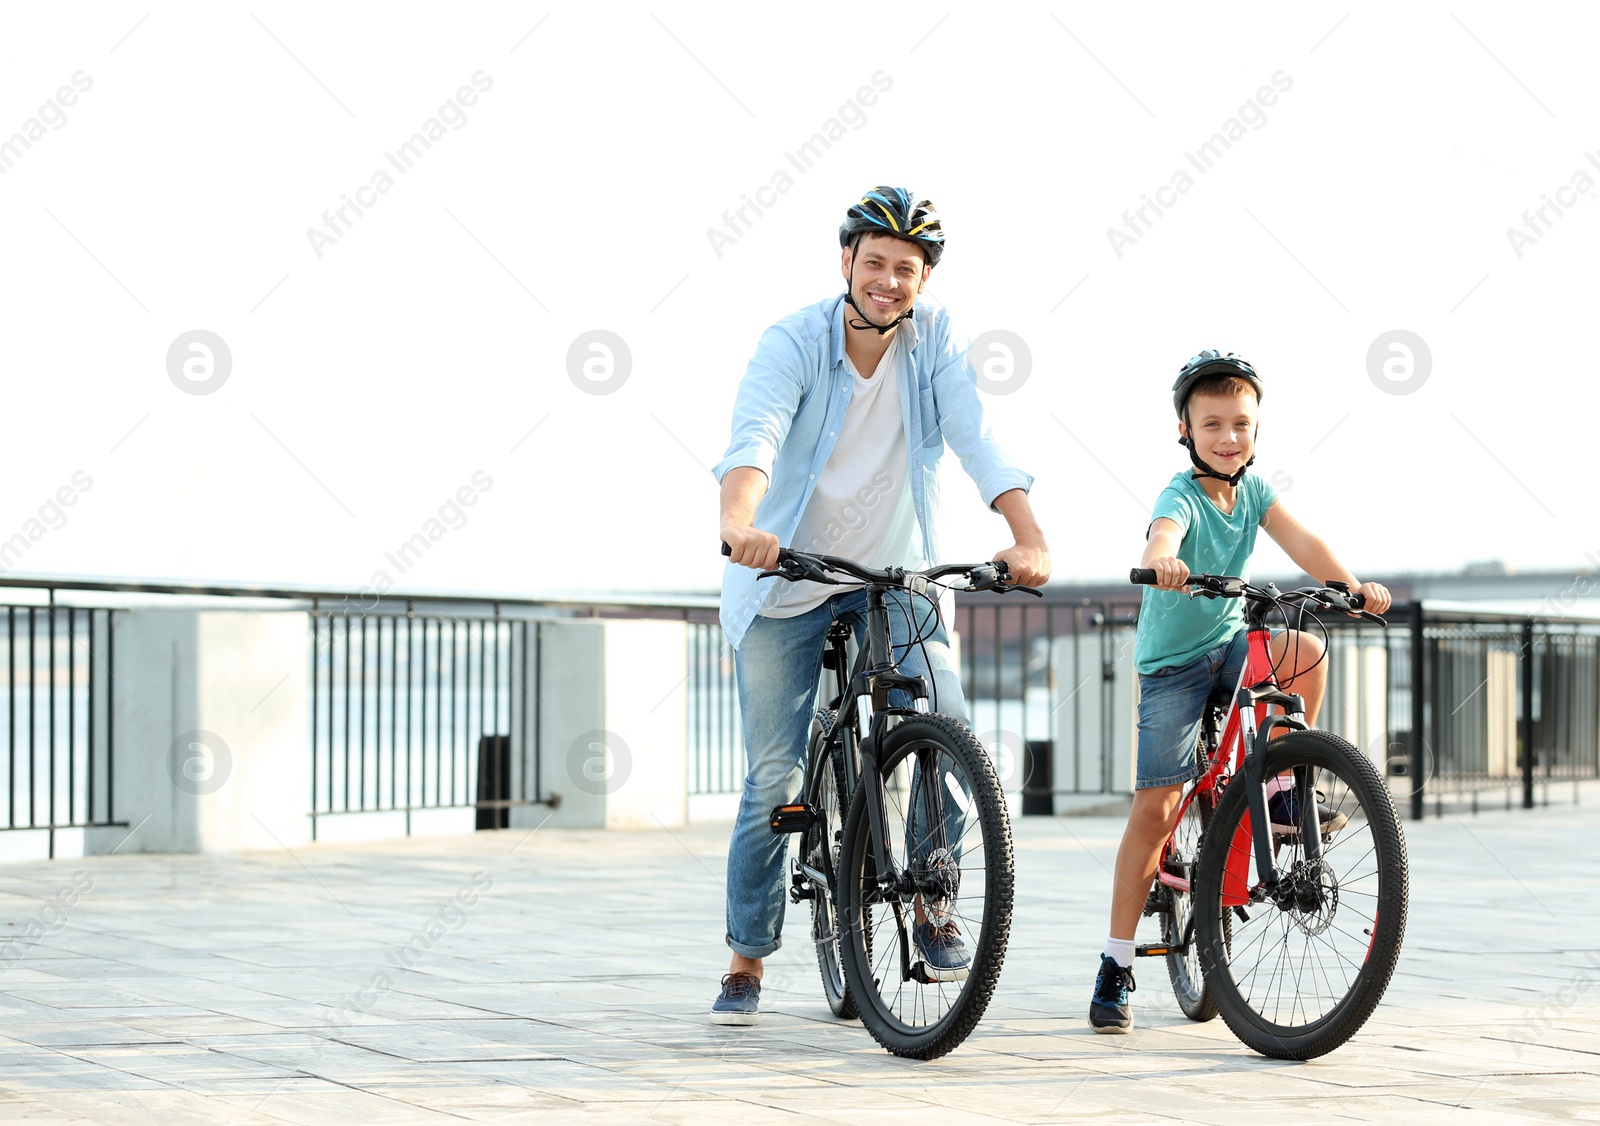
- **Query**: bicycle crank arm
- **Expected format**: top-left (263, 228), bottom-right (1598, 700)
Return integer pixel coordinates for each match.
top-left (796, 859), bottom-right (830, 895)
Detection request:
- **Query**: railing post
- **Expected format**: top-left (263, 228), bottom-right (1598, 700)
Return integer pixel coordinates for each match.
top-left (1410, 601), bottom-right (1425, 821)
top-left (1521, 618), bottom-right (1535, 809)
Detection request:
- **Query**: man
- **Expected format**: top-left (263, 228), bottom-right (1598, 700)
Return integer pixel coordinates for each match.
top-left (712, 187), bottom-right (1051, 1025)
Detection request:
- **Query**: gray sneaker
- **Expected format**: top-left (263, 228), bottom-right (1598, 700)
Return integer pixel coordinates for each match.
top-left (709, 972), bottom-right (761, 1026)
top-left (913, 919), bottom-right (972, 982)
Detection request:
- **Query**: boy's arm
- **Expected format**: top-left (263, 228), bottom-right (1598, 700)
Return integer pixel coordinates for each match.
top-left (1260, 499), bottom-right (1393, 613)
top-left (1142, 517), bottom-right (1189, 591)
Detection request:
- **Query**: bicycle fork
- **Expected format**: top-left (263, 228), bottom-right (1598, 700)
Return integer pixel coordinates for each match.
top-left (1235, 686), bottom-right (1322, 902)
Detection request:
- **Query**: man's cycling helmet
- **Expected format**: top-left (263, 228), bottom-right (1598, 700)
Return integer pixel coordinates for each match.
top-left (838, 187), bottom-right (944, 267)
top-left (1171, 350), bottom-right (1263, 486)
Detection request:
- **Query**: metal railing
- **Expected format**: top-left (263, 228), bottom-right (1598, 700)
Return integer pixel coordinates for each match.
top-left (687, 622), bottom-right (741, 796)
top-left (946, 594), bottom-right (1600, 818)
top-left (1, 572), bottom-right (1591, 833)
top-left (1405, 608), bottom-right (1600, 816)
top-left (309, 611), bottom-right (538, 835)
top-left (0, 602), bottom-right (122, 845)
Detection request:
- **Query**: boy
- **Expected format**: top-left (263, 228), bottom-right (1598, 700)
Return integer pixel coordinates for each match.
top-left (1088, 350), bottom-right (1392, 1033)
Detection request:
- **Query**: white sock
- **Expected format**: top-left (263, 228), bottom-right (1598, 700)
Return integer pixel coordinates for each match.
top-left (1103, 936), bottom-right (1136, 968)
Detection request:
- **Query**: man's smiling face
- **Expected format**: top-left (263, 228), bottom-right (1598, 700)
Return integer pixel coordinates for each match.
top-left (841, 233), bottom-right (930, 328)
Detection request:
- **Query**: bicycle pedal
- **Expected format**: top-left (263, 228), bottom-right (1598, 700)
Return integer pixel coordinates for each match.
top-left (769, 803), bottom-right (817, 835)
top-left (1135, 943), bottom-right (1179, 957)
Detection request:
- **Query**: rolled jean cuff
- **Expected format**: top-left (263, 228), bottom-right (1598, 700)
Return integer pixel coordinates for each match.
top-left (726, 933), bottom-right (781, 959)
top-left (1135, 767), bottom-right (1198, 791)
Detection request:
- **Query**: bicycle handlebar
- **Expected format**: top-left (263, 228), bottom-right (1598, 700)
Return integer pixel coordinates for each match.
top-left (1128, 567), bottom-right (1386, 623)
top-left (722, 542), bottom-right (1043, 597)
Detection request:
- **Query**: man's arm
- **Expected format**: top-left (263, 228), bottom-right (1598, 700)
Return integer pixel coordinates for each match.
top-left (720, 467), bottom-right (779, 571)
top-left (991, 488), bottom-right (1051, 587)
top-left (1261, 498), bottom-right (1392, 613)
top-left (713, 325), bottom-right (808, 572)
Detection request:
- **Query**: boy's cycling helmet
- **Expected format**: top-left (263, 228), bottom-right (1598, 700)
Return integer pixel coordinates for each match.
top-left (839, 187), bottom-right (944, 335)
top-left (1171, 350), bottom-right (1263, 486)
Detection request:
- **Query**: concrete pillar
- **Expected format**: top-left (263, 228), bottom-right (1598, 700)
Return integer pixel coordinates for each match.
top-left (520, 617), bottom-right (689, 831)
top-left (111, 609), bottom-right (311, 855)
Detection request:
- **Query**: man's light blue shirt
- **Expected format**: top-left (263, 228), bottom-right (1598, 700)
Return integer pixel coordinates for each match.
top-left (714, 293), bottom-right (1034, 650)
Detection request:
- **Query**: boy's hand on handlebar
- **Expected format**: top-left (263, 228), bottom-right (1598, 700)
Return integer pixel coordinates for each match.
top-left (1354, 581), bottom-right (1391, 615)
top-left (721, 524), bottom-right (780, 572)
top-left (1149, 555), bottom-right (1190, 592)
top-left (993, 543), bottom-right (1050, 589)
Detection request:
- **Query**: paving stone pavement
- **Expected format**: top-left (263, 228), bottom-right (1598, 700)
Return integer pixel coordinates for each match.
top-left (0, 801), bottom-right (1595, 1124)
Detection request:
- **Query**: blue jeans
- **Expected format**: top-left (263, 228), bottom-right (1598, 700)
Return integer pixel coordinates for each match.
top-left (1135, 628), bottom-right (1250, 789)
top-left (725, 588), bottom-right (967, 958)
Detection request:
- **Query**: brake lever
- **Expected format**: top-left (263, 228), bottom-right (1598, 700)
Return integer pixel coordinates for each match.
top-left (1000, 583), bottom-right (1045, 598)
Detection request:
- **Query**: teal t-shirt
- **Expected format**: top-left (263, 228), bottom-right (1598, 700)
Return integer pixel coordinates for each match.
top-left (1133, 470), bottom-right (1279, 675)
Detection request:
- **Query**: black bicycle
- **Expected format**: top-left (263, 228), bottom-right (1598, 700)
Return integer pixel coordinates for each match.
top-left (725, 543), bottom-right (1040, 1058)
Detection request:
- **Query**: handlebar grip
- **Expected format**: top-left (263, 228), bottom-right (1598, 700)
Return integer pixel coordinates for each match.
top-left (1348, 591), bottom-right (1366, 610)
top-left (1130, 567), bottom-right (1158, 585)
top-left (721, 541), bottom-right (731, 556)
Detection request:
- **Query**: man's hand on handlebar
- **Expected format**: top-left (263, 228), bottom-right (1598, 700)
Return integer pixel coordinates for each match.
top-left (993, 542), bottom-right (1050, 589)
top-left (721, 524), bottom-right (781, 572)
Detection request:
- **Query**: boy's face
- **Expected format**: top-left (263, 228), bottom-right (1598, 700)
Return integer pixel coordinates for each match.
top-left (841, 234), bottom-right (930, 328)
top-left (1181, 389), bottom-right (1259, 477)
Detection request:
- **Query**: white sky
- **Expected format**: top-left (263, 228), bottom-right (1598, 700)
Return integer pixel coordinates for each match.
top-left (1, 3), bottom-right (1595, 600)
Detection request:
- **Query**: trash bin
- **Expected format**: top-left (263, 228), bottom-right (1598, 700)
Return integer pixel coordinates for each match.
top-left (476, 734), bottom-right (511, 830)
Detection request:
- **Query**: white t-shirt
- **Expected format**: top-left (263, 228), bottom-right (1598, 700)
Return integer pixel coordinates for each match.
top-left (762, 331), bottom-right (924, 618)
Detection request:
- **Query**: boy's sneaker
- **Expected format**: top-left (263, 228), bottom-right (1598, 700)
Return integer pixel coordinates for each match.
top-left (913, 918), bottom-right (971, 982)
top-left (709, 972), bottom-right (761, 1026)
top-left (1268, 789), bottom-right (1348, 837)
top-left (1088, 954), bottom-right (1135, 1034)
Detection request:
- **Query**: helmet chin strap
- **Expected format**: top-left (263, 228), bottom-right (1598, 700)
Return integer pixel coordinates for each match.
top-left (1179, 414), bottom-right (1256, 486)
top-left (843, 242), bottom-right (914, 335)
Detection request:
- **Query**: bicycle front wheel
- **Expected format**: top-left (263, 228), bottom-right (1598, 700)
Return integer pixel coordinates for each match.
top-left (1192, 730), bottom-right (1409, 1059)
top-left (836, 714), bottom-right (1014, 1059)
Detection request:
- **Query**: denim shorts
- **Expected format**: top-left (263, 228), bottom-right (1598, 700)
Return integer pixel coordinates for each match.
top-left (1135, 629), bottom-right (1251, 789)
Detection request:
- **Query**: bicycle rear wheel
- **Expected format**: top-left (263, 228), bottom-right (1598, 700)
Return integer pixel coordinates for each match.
top-left (1162, 783), bottom-right (1223, 1021)
top-left (1192, 730), bottom-right (1409, 1059)
top-left (836, 713), bottom-right (1014, 1059)
top-left (802, 710), bottom-right (856, 1019)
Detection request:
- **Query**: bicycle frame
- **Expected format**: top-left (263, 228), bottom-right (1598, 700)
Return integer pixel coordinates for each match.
top-left (1157, 617), bottom-right (1314, 908)
top-left (795, 586), bottom-right (934, 898)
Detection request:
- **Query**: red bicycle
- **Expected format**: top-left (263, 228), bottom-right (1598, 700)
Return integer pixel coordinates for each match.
top-left (1129, 569), bottom-right (1410, 1059)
